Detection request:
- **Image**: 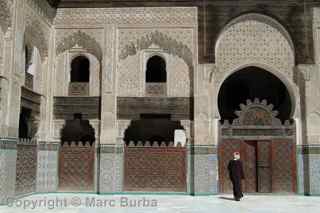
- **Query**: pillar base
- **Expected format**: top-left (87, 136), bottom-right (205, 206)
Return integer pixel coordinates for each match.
top-left (36, 142), bottom-right (59, 193)
top-left (0, 138), bottom-right (17, 205)
top-left (98, 144), bottom-right (124, 193)
top-left (190, 145), bottom-right (218, 195)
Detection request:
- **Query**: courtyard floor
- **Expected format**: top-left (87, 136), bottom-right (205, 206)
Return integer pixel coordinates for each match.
top-left (0, 193), bottom-right (319, 213)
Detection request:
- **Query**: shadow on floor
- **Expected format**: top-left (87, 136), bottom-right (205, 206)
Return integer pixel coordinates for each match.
top-left (218, 196), bottom-right (236, 201)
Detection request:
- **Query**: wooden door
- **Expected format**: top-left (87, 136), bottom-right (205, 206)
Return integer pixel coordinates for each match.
top-left (241, 141), bottom-right (257, 193)
top-left (257, 141), bottom-right (272, 192)
top-left (271, 140), bottom-right (296, 193)
top-left (218, 140), bottom-right (241, 193)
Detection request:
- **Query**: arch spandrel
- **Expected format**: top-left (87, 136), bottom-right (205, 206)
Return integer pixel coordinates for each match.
top-left (56, 30), bottom-right (103, 61)
top-left (215, 13), bottom-right (295, 85)
top-left (24, 20), bottom-right (49, 61)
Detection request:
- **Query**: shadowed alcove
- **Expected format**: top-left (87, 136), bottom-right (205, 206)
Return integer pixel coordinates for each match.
top-left (124, 114), bottom-right (184, 145)
top-left (60, 114), bottom-right (95, 143)
top-left (218, 66), bottom-right (292, 123)
top-left (146, 55), bottom-right (167, 83)
top-left (70, 55), bottom-right (90, 82)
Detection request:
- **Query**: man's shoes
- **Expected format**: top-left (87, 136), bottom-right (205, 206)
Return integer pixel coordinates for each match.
top-left (235, 197), bottom-right (240, 201)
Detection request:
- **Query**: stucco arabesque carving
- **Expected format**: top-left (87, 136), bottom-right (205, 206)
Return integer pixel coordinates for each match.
top-left (215, 18), bottom-right (295, 87)
top-left (24, 20), bottom-right (49, 61)
top-left (296, 64), bottom-right (318, 82)
top-left (26, 0), bottom-right (56, 24)
top-left (0, 0), bottom-right (12, 34)
top-left (56, 30), bottom-right (103, 61)
top-left (119, 30), bottom-right (194, 74)
top-left (54, 7), bottom-right (197, 27)
top-left (222, 98), bottom-right (287, 126)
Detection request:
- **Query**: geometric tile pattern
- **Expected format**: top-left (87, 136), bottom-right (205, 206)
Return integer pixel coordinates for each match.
top-left (193, 145), bottom-right (218, 195)
top-left (296, 152), bottom-right (306, 195)
top-left (15, 143), bottom-right (37, 196)
top-left (296, 145), bottom-right (320, 195)
top-left (99, 144), bottom-right (124, 193)
top-left (36, 150), bottom-right (59, 192)
top-left (0, 148), bottom-right (17, 205)
top-left (309, 154), bottom-right (320, 195)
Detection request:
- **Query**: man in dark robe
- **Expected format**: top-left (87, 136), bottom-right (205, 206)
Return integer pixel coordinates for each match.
top-left (228, 151), bottom-right (245, 201)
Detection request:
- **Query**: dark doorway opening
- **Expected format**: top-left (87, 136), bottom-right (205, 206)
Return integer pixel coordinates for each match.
top-left (19, 107), bottom-right (32, 139)
top-left (124, 114), bottom-right (183, 145)
top-left (146, 55), bottom-right (167, 83)
top-left (70, 56), bottom-right (90, 82)
top-left (218, 66), bottom-right (292, 123)
top-left (60, 114), bottom-right (95, 144)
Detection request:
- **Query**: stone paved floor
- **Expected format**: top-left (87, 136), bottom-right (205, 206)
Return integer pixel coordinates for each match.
top-left (0, 194), bottom-right (319, 213)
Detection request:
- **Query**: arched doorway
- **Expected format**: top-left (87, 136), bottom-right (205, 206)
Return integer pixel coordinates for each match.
top-left (218, 67), bottom-right (296, 193)
top-left (58, 114), bottom-right (95, 192)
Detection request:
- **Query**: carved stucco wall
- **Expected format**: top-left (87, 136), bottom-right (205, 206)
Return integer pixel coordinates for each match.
top-left (26, 0), bottom-right (56, 24)
top-left (23, 0), bottom-right (52, 64)
top-left (55, 30), bottom-right (104, 61)
top-left (0, 0), bottom-right (15, 137)
top-left (54, 7), bottom-right (197, 27)
top-left (19, 1), bottom-right (54, 141)
top-left (194, 63), bottom-right (216, 145)
top-left (54, 29), bottom-right (103, 97)
top-left (0, 0), bottom-right (13, 34)
top-left (0, 29), bottom-right (5, 135)
top-left (215, 14), bottom-right (295, 85)
top-left (54, 51), bottom-right (101, 97)
top-left (117, 42), bottom-right (191, 97)
top-left (0, 29), bottom-right (4, 76)
top-left (303, 8), bottom-right (320, 144)
top-left (53, 7), bottom-right (197, 144)
top-left (0, 0), bottom-right (55, 138)
top-left (307, 112), bottom-right (320, 144)
top-left (213, 14), bottom-right (297, 118)
top-left (117, 29), bottom-right (194, 97)
top-left (194, 14), bottom-right (298, 146)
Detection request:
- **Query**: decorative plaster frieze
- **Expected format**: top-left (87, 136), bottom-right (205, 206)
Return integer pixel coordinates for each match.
top-left (54, 7), bottom-right (197, 27)
top-left (55, 30), bottom-right (103, 61)
top-left (215, 14), bottom-right (295, 85)
top-left (119, 30), bottom-right (194, 70)
top-left (24, 19), bottom-right (49, 60)
top-left (26, 0), bottom-right (56, 24)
